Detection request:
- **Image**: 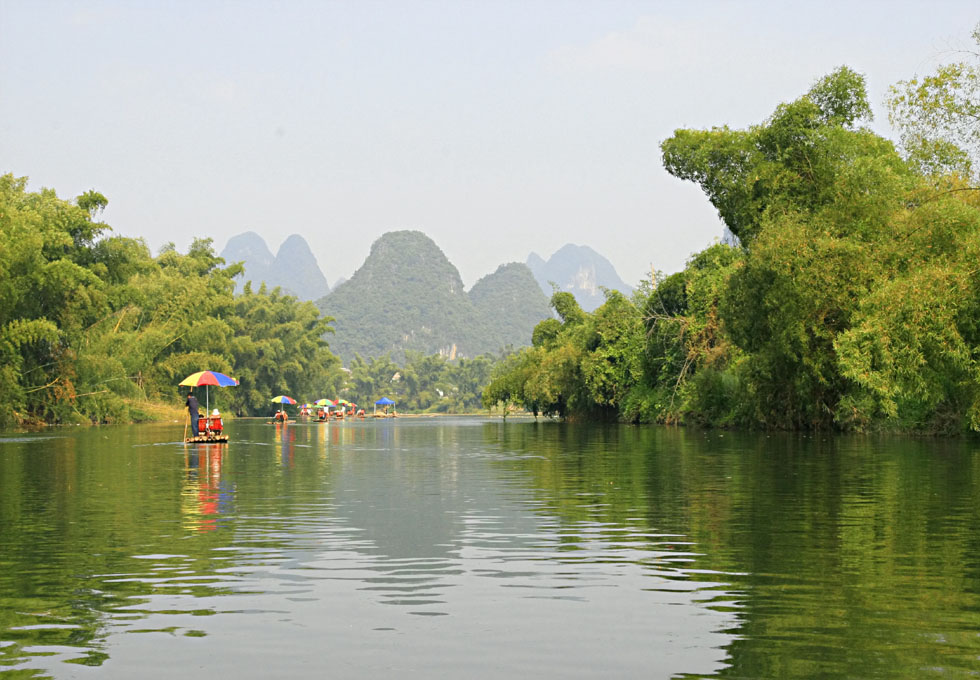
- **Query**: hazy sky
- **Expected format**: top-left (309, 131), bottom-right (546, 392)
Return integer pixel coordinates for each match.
top-left (2, 1), bottom-right (977, 288)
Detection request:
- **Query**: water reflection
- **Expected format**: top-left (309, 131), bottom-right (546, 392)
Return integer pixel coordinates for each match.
top-left (2, 420), bottom-right (978, 678)
top-left (182, 444), bottom-right (233, 532)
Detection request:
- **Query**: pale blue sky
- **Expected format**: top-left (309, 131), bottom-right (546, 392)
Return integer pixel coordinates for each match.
top-left (1, 1), bottom-right (977, 287)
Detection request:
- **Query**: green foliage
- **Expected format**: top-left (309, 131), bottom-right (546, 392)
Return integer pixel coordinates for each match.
top-left (833, 189), bottom-right (980, 432)
top-left (482, 349), bottom-right (541, 415)
top-left (661, 60), bottom-right (980, 431)
top-left (490, 58), bottom-right (980, 434)
top-left (550, 291), bottom-right (586, 326)
top-left (345, 351), bottom-right (499, 413)
top-left (483, 289), bottom-right (644, 420)
top-left (225, 283), bottom-right (343, 416)
top-left (887, 23), bottom-right (980, 179)
top-left (531, 318), bottom-right (562, 348)
top-left (0, 174), bottom-right (345, 426)
top-left (629, 243), bottom-right (743, 425)
top-left (662, 66), bottom-right (876, 245)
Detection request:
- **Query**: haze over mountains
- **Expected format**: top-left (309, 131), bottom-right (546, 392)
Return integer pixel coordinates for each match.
top-left (220, 230), bottom-right (633, 363)
top-left (527, 244), bottom-right (633, 312)
top-left (220, 232), bottom-right (330, 301)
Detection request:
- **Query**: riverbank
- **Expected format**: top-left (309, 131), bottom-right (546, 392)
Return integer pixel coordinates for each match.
top-left (126, 399), bottom-right (186, 423)
top-left (7, 401), bottom-right (536, 431)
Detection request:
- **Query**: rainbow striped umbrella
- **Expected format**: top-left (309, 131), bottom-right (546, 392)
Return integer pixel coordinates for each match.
top-left (271, 395), bottom-right (296, 415)
top-left (179, 370), bottom-right (238, 413)
top-left (179, 371), bottom-right (239, 388)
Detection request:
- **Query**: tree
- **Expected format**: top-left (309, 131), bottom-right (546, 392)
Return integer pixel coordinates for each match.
top-left (226, 282), bottom-right (342, 416)
top-left (0, 174), bottom-right (347, 426)
top-left (888, 23), bottom-right (980, 178)
top-left (662, 68), bottom-right (924, 428)
top-left (662, 67), bottom-right (876, 246)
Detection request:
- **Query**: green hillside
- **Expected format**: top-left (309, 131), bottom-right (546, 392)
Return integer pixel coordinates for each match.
top-left (470, 262), bottom-right (551, 351)
top-left (315, 231), bottom-right (550, 363)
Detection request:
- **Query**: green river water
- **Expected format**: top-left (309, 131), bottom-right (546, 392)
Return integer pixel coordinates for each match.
top-left (1, 417), bottom-right (978, 678)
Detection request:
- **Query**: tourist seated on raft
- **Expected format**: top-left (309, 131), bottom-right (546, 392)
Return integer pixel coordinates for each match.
top-left (210, 408), bottom-right (223, 433)
top-left (196, 409), bottom-right (222, 435)
top-left (274, 410), bottom-right (288, 422)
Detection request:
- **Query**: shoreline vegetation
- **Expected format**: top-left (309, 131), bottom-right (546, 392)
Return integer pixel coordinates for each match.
top-left (483, 52), bottom-right (980, 434)
top-left (0, 174), bottom-right (496, 430)
top-left (4, 28), bottom-right (980, 434)
top-left (8, 406), bottom-right (536, 433)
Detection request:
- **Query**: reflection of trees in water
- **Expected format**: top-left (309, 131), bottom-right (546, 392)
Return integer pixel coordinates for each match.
top-left (484, 422), bottom-right (980, 677)
top-left (4, 421), bottom-right (980, 677)
top-left (0, 430), bottom-right (242, 671)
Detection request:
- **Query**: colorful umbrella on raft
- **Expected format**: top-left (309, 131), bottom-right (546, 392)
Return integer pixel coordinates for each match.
top-left (270, 395), bottom-right (297, 415)
top-left (179, 370), bottom-right (239, 414)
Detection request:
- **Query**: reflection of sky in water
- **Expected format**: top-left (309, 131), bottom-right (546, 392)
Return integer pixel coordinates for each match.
top-left (94, 516), bottom-right (736, 679)
top-left (2, 420), bottom-right (738, 679)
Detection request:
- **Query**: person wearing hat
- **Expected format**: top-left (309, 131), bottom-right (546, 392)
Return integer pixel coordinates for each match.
top-left (210, 408), bottom-right (223, 433)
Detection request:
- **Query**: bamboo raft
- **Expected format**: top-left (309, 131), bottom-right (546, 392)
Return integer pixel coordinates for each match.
top-left (185, 433), bottom-right (229, 443)
top-left (185, 415), bottom-right (228, 443)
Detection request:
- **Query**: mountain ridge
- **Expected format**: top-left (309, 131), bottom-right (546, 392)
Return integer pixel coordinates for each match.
top-left (220, 232), bottom-right (329, 301)
top-left (219, 231), bottom-right (633, 362)
top-left (315, 231), bottom-right (550, 363)
top-left (526, 243), bottom-right (633, 312)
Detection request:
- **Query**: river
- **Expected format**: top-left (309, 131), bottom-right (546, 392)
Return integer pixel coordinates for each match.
top-left (1, 417), bottom-right (978, 678)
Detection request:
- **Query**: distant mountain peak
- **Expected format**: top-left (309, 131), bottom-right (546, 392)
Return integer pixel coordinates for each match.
top-left (525, 244), bottom-right (631, 312)
top-left (527, 251), bottom-right (546, 268)
top-left (316, 232), bottom-right (550, 363)
top-left (223, 231), bottom-right (275, 268)
top-left (220, 232), bottom-right (329, 301)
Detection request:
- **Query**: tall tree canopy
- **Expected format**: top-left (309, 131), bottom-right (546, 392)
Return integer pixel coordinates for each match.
top-left (488, 55), bottom-right (980, 433)
top-left (661, 67), bottom-right (877, 245)
top-left (888, 23), bottom-right (980, 179)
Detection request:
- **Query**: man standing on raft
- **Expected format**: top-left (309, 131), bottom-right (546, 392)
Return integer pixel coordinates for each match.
top-left (185, 389), bottom-right (200, 437)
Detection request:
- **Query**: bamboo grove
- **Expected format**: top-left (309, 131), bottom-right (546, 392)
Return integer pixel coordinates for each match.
top-left (0, 175), bottom-right (346, 426)
top-left (484, 46), bottom-right (980, 432)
